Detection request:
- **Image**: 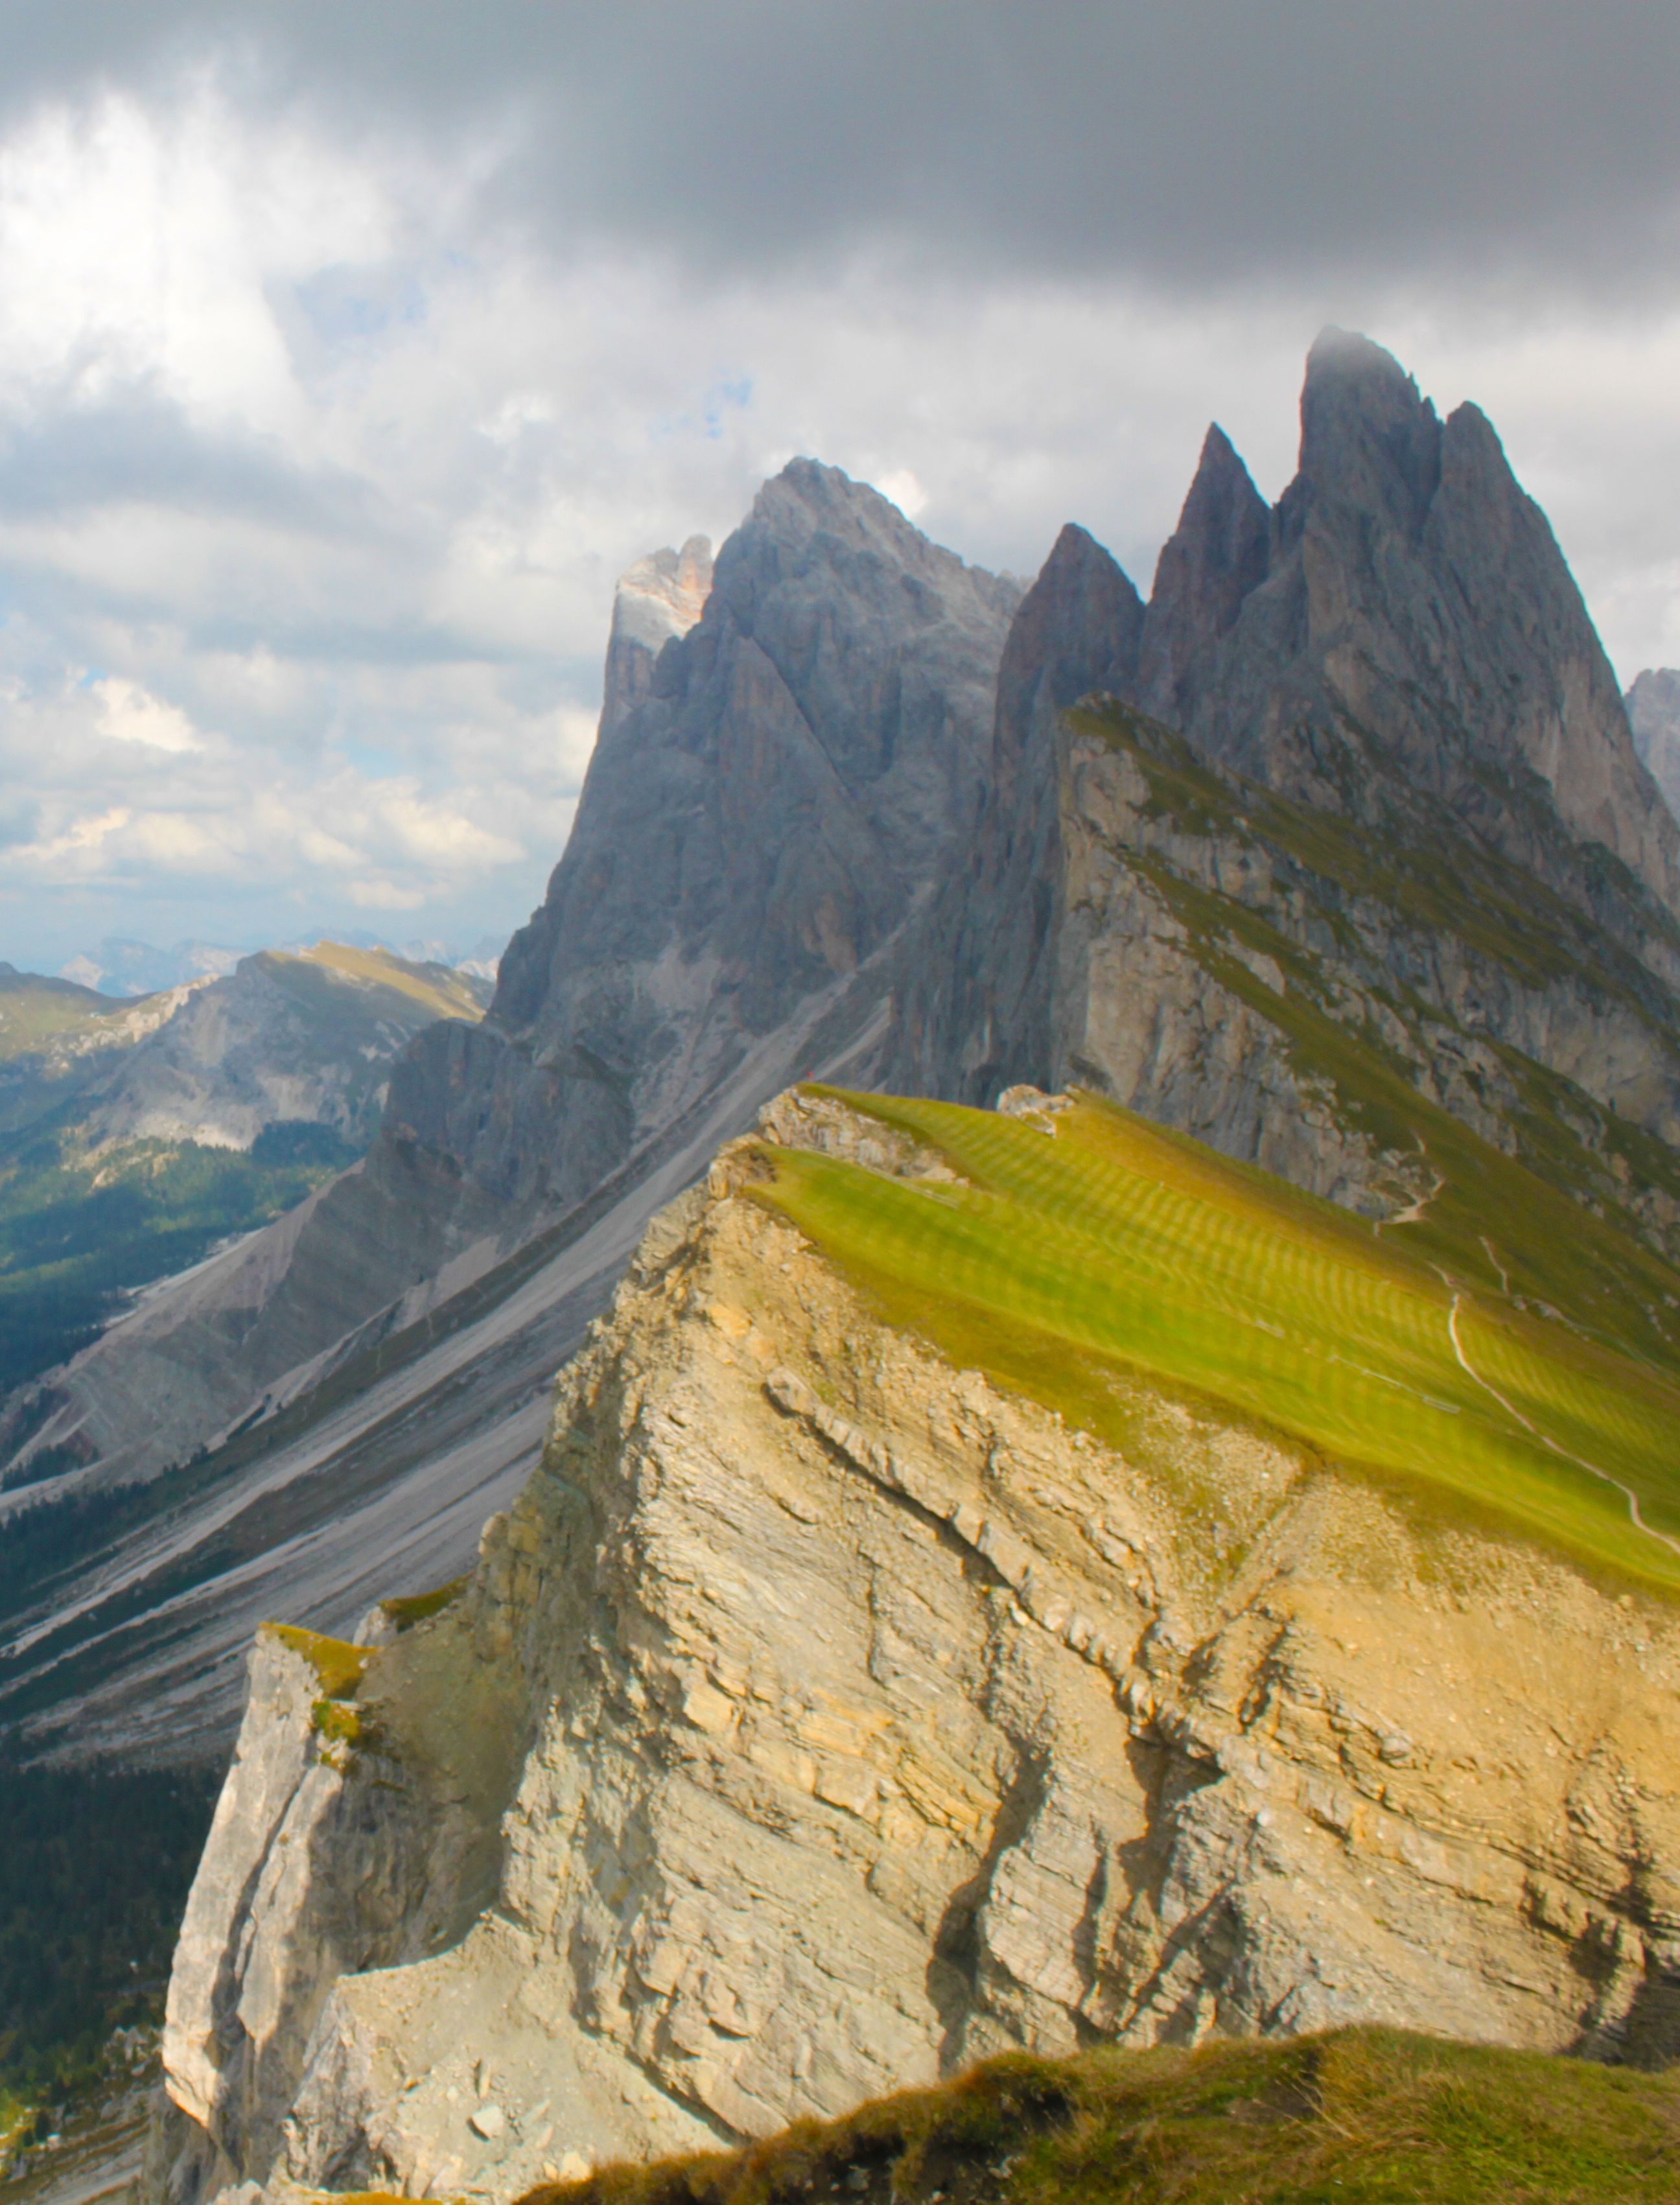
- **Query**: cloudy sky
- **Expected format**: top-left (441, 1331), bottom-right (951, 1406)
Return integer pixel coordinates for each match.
top-left (4, 1), bottom-right (1680, 978)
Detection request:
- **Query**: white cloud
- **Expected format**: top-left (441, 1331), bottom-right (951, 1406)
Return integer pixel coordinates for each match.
top-left (349, 877), bottom-right (426, 910)
top-left (93, 675), bottom-right (202, 752)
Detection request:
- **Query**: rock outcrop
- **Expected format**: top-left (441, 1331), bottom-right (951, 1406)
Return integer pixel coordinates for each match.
top-left (154, 1090), bottom-right (1680, 2205)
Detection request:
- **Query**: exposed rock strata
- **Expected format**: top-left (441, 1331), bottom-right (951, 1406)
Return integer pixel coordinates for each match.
top-left (156, 1092), bottom-right (1680, 2205)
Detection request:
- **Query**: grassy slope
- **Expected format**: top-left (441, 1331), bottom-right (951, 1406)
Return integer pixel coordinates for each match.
top-left (515, 2029), bottom-right (1680, 2205)
top-left (752, 1086), bottom-right (1680, 1594)
top-left (258, 940), bottom-right (493, 1027)
top-left (0, 970), bottom-right (150, 1062)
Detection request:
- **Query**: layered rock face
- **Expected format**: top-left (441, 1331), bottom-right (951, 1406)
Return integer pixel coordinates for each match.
top-left (892, 337), bottom-right (1680, 1244)
top-left (155, 1092), bottom-right (1680, 2205)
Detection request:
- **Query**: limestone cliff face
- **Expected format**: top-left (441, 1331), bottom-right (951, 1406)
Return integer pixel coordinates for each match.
top-left (156, 1091), bottom-right (1680, 2205)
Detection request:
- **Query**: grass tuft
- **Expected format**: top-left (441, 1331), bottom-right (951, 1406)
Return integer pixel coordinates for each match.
top-left (511, 2028), bottom-right (1680, 2204)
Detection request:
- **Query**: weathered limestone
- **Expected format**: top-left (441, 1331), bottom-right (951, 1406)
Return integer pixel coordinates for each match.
top-left (156, 1092), bottom-right (1680, 2205)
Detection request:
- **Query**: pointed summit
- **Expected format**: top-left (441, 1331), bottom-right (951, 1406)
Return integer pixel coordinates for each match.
top-left (1296, 327), bottom-right (1442, 541)
top-left (1136, 329), bottom-right (1679, 911)
top-left (1138, 424), bottom-right (1270, 728)
top-left (994, 522), bottom-right (1143, 797)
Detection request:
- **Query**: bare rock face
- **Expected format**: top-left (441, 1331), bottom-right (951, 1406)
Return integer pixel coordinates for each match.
top-left (155, 1093), bottom-right (1680, 2205)
top-left (887, 522), bottom-right (1141, 1108)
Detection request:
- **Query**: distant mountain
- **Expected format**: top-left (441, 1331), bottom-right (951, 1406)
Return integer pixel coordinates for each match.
top-left (58, 939), bottom-right (250, 996)
top-left (0, 942), bottom-right (489, 1406)
top-left (1626, 665), bottom-right (1680, 821)
top-left (58, 932), bottom-right (503, 996)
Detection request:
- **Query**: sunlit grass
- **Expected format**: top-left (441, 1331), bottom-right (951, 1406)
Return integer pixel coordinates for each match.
top-left (749, 1088), bottom-right (1680, 1594)
top-left (515, 2026), bottom-right (1680, 2205)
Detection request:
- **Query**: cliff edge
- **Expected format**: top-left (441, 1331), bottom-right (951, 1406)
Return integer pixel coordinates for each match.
top-left (152, 1088), bottom-right (1680, 2205)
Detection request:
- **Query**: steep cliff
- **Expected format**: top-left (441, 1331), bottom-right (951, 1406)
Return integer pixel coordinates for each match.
top-left (154, 1086), bottom-right (1680, 2204)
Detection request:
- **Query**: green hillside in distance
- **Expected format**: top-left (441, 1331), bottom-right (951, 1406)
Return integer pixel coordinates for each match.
top-left (0, 941), bottom-right (491, 1410)
top-left (259, 939), bottom-right (490, 1027)
top-left (752, 1086), bottom-right (1680, 1596)
top-left (514, 2027), bottom-right (1680, 2205)
top-left (0, 966), bottom-right (146, 1063)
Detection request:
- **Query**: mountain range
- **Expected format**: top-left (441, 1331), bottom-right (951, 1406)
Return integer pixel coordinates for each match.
top-left (8, 328), bottom-right (1680, 2197)
top-left (0, 942), bottom-right (489, 1407)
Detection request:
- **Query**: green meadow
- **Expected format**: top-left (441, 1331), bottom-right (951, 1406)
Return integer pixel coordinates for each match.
top-left (751, 1088), bottom-right (1680, 1595)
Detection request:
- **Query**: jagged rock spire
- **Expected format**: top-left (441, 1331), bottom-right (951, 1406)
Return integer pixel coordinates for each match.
top-left (1138, 425), bottom-right (1269, 730)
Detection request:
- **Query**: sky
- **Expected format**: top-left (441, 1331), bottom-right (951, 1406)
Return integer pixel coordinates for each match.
top-left (5, 1), bottom-right (1680, 977)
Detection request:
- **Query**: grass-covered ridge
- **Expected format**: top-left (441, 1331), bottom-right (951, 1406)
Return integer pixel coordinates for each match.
top-left (515, 2027), bottom-right (1680, 2205)
top-left (751, 1088), bottom-right (1680, 1594)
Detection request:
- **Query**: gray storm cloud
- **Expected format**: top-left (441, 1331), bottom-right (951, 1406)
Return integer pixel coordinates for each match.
top-left (0, 1), bottom-right (1677, 294)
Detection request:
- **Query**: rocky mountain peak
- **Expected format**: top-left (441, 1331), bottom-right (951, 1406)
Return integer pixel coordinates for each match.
top-left (1628, 667), bottom-right (1680, 822)
top-left (995, 522), bottom-right (1143, 767)
top-left (1296, 325), bottom-right (1443, 539)
top-left (710, 457), bottom-right (1018, 661)
top-left (1137, 423), bottom-right (1268, 729)
top-left (407, 452), bottom-right (1021, 1222)
top-left (1119, 329), bottom-right (1680, 910)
